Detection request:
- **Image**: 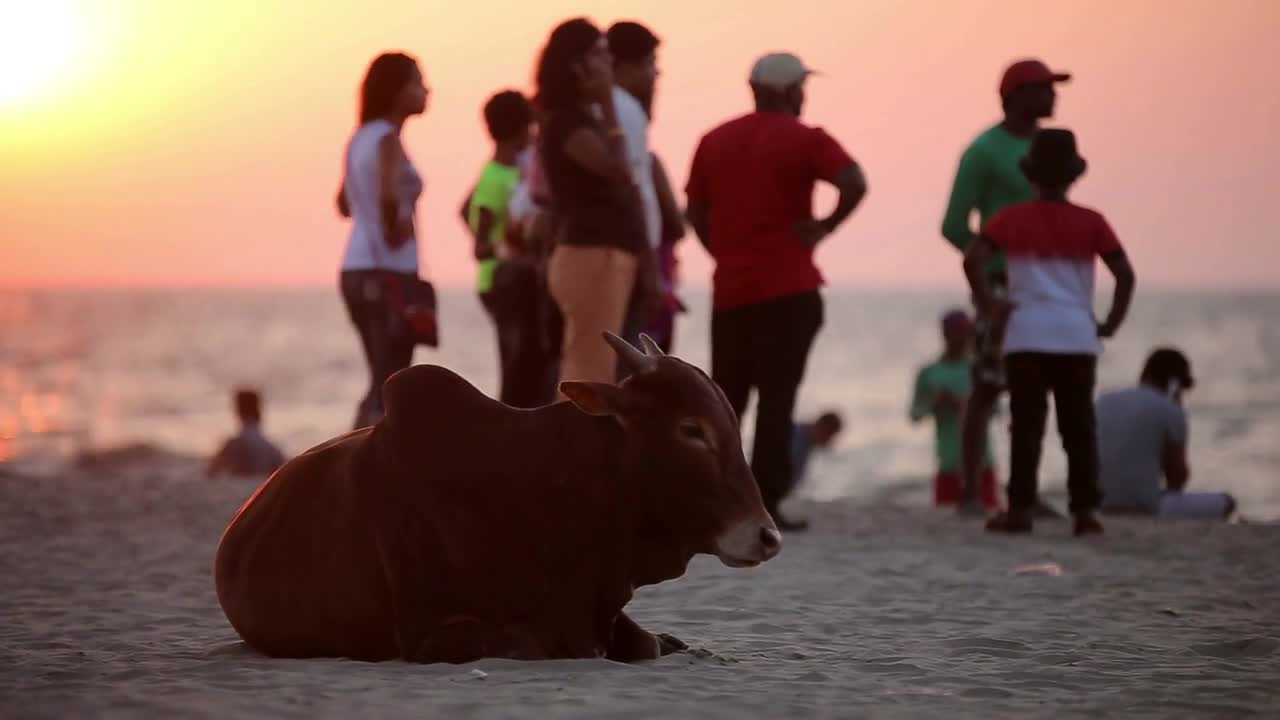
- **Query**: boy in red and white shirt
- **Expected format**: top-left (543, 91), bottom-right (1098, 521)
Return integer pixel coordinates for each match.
top-left (964, 128), bottom-right (1136, 536)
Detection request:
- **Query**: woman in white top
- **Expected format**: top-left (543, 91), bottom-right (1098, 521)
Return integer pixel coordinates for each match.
top-left (336, 52), bottom-right (428, 429)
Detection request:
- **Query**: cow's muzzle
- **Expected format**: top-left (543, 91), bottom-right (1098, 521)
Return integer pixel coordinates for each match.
top-left (715, 519), bottom-right (782, 568)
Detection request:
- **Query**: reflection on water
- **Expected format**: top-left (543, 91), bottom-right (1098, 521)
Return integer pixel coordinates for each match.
top-left (1, 288), bottom-right (1277, 519)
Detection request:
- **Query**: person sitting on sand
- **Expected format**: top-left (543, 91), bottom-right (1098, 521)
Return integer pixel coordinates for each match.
top-left (789, 411), bottom-right (843, 495)
top-left (207, 389), bottom-right (286, 478)
top-left (1097, 348), bottom-right (1236, 519)
top-left (963, 128), bottom-right (1136, 536)
top-left (910, 308), bottom-right (1000, 510)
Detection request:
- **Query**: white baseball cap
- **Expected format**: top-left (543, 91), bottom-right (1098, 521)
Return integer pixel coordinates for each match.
top-left (749, 52), bottom-right (817, 90)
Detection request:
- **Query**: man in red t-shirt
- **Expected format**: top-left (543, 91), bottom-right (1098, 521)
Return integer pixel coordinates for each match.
top-left (685, 52), bottom-right (867, 531)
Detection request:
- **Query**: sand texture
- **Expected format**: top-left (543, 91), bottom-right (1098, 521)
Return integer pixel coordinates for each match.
top-left (2, 456), bottom-right (1277, 719)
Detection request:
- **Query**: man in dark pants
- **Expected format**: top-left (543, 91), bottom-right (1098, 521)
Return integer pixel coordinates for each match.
top-left (963, 129), bottom-right (1135, 535)
top-left (607, 20), bottom-right (664, 374)
top-left (685, 52), bottom-right (867, 531)
top-left (941, 58), bottom-right (1072, 516)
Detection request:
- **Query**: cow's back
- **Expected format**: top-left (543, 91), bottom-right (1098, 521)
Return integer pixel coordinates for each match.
top-left (214, 427), bottom-right (397, 659)
top-left (380, 366), bottom-right (629, 657)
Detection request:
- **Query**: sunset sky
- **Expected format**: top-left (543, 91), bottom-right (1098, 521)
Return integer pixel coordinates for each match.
top-left (2, 0), bottom-right (1277, 290)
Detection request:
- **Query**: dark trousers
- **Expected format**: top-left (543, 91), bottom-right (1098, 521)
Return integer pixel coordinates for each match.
top-left (619, 283), bottom-right (676, 357)
top-left (481, 262), bottom-right (559, 409)
top-left (1005, 352), bottom-right (1101, 514)
top-left (617, 289), bottom-right (648, 382)
top-left (646, 305), bottom-right (676, 354)
top-left (711, 291), bottom-right (824, 512)
top-left (340, 270), bottom-right (415, 428)
top-left (616, 300), bottom-right (679, 381)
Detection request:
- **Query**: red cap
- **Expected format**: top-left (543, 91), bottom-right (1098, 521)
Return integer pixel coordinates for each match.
top-left (999, 59), bottom-right (1071, 98)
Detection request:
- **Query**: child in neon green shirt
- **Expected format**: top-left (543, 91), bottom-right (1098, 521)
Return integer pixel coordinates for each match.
top-left (465, 90), bottom-right (550, 408)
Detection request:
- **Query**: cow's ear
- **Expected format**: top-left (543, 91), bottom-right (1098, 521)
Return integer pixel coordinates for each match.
top-left (560, 381), bottom-right (629, 417)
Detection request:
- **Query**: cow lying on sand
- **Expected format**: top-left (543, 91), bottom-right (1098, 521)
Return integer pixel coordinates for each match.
top-left (214, 332), bottom-right (781, 663)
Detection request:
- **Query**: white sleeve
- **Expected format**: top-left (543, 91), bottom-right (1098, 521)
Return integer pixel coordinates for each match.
top-left (508, 180), bottom-right (532, 224)
top-left (605, 89), bottom-right (659, 248)
top-left (612, 87), bottom-right (649, 189)
top-left (611, 88), bottom-right (660, 248)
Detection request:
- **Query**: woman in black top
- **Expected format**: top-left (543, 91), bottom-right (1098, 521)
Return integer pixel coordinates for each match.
top-left (535, 18), bottom-right (657, 389)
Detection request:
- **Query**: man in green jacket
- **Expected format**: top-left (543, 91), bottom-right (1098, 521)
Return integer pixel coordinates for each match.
top-left (940, 58), bottom-right (1070, 516)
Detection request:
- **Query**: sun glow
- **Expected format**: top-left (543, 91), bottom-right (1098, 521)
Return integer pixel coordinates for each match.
top-left (0, 0), bottom-right (86, 109)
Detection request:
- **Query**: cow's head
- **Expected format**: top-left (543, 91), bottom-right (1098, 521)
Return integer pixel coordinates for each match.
top-left (560, 332), bottom-right (781, 578)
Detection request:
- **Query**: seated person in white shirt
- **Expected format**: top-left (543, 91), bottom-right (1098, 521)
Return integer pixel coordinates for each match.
top-left (1097, 348), bottom-right (1236, 519)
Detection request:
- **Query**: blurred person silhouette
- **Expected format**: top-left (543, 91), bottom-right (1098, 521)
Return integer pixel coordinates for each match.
top-left (964, 128), bottom-right (1136, 536)
top-left (536, 18), bottom-right (657, 392)
top-left (335, 52), bottom-right (431, 429)
top-left (941, 58), bottom-right (1070, 516)
top-left (1098, 349), bottom-right (1236, 520)
top-left (684, 51), bottom-right (867, 531)
top-left (910, 308), bottom-right (1000, 510)
top-left (207, 389), bottom-right (285, 478)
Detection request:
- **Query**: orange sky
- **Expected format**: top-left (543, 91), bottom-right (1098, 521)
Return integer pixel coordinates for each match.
top-left (2, 0), bottom-right (1278, 290)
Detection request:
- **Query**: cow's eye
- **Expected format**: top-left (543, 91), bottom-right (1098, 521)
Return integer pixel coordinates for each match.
top-left (678, 420), bottom-right (707, 442)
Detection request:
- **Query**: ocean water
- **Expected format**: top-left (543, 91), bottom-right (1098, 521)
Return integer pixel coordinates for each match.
top-left (2, 288), bottom-right (1277, 520)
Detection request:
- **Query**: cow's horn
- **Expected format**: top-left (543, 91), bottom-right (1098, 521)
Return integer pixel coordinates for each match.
top-left (603, 332), bottom-right (658, 374)
top-left (638, 333), bottom-right (666, 357)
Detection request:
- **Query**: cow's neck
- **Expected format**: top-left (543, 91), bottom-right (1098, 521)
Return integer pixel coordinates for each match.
top-left (626, 526), bottom-right (696, 588)
top-left (556, 411), bottom-right (695, 598)
top-left (612, 453), bottom-right (698, 590)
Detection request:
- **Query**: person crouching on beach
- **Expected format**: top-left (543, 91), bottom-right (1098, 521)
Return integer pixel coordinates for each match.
top-left (788, 410), bottom-right (843, 497)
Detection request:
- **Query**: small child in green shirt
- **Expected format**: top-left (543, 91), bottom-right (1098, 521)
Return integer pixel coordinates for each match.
top-left (909, 309), bottom-right (1000, 509)
top-left (465, 90), bottom-right (549, 409)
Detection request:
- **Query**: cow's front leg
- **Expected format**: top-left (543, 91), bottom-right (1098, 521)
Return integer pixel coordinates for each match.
top-left (606, 612), bottom-right (685, 662)
top-left (606, 611), bottom-right (659, 662)
top-left (656, 632), bottom-right (688, 655)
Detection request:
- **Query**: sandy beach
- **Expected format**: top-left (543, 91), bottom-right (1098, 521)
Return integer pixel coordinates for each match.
top-left (2, 453), bottom-right (1277, 719)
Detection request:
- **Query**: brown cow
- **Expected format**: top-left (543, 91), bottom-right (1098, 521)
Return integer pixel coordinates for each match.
top-left (214, 332), bottom-right (780, 663)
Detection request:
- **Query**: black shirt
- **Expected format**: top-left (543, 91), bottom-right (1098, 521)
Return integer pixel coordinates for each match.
top-left (540, 106), bottom-right (647, 254)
